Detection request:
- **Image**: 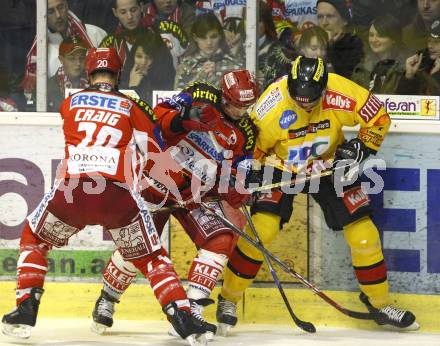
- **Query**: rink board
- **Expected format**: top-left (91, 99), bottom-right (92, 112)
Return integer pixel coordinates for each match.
top-left (0, 281), bottom-right (438, 332)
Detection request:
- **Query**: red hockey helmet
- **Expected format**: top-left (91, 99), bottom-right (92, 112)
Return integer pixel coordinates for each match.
top-left (84, 47), bottom-right (122, 78)
top-left (221, 70), bottom-right (259, 108)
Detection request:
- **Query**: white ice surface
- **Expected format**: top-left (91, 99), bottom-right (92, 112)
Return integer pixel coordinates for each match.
top-left (0, 319), bottom-right (439, 346)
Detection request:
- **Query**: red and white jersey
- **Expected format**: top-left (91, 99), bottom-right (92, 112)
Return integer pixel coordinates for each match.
top-left (59, 84), bottom-right (158, 185)
top-left (148, 82), bottom-right (257, 198)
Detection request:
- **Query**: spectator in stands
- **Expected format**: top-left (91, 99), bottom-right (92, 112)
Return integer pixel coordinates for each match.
top-left (0, 66), bottom-right (19, 112)
top-left (397, 19), bottom-right (440, 96)
top-left (351, 0), bottom-right (417, 39)
top-left (174, 12), bottom-right (242, 88)
top-left (22, 0), bottom-right (106, 102)
top-left (265, 0), bottom-right (301, 50)
top-left (317, 0), bottom-right (364, 79)
top-left (67, 0), bottom-right (119, 33)
top-left (101, 0), bottom-right (188, 69)
top-left (0, 0), bottom-right (35, 111)
top-left (257, 1), bottom-right (294, 91)
top-left (223, 17), bottom-right (245, 59)
top-left (351, 15), bottom-right (407, 94)
top-left (47, 36), bottom-right (89, 112)
top-left (269, 0), bottom-right (318, 31)
top-left (403, 0), bottom-right (440, 52)
top-left (297, 25), bottom-right (329, 59)
top-left (120, 34), bottom-right (175, 104)
top-left (100, 0), bottom-right (145, 65)
top-left (143, 0), bottom-right (196, 36)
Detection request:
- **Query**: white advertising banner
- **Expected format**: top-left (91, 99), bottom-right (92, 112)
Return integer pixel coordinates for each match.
top-left (376, 94), bottom-right (440, 120)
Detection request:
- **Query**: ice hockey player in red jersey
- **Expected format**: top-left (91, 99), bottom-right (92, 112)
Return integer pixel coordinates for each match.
top-left (90, 70), bottom-right (259, 340)
top-left (1, 47), bottom-right (208, 346)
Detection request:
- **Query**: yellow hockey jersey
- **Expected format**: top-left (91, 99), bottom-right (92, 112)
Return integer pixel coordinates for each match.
top-left (250, 73), bottom-right (391, 172)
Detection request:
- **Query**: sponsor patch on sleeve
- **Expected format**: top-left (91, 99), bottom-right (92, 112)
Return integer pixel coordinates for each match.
top-left (359, 93), bottom-right (383, 123)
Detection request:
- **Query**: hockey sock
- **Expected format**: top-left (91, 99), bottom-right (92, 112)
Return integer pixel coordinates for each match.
top-left (221, 212), bottom-right (281, 303)
top-left (131, 247), bottom-right (190, 311)
top-left (343, 217), bottom-right (389, 307)
top-left (187, 249), bottom-right (228, 300)
top-left (16, 222), bottom-right (51, 305)
top-left (102, 249), bottom-right (137, 300)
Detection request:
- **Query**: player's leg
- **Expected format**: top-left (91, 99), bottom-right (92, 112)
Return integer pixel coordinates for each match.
top-left (1, 223), bottom-right (50, 339)
top-left (131, 246), bottom-right (208, 343)
top-left (91, 206), bottom-right (171, 333)
top-left (91, 249), bottom-right (137, 333)
top-left (343, 217), bottom-right (418, 330)
top-left (2, 180), bottom-right (82, 339)
top-left (314, 176), bottom-right (418, 330)
top-left (103, 186), bottom-right (208, 344)
top-left (174, 200), bottom-right (246, 339)
top-left (217, 190), bottom-right (293, 335)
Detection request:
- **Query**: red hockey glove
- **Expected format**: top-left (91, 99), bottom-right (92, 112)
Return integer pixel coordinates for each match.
top-left (219, 168), bottom-right (251, 209)
top-left (220, 187), bottom-right (250, 209)
top-left (181, 104), bottom-right (220, 132)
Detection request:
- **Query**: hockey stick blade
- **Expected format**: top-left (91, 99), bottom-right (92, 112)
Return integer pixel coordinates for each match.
top-left (200, 202), bottom-right (375, 321)
top-left (241, 206), bottom-right (316, 333)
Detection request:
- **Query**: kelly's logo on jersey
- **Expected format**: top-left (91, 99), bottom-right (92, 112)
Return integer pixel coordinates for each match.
top-left (322, 90), bottom-right (356, 112)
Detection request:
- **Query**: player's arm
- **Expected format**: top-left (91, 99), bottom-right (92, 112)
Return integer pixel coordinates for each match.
top-left (334, 89), bottom-right (391, 170)
top-left (354, 92), bottom-right (391, 155)
top-left (128, 98), bottom-right (158, 155)
top-left (154, 90), bottom-right (219, 139)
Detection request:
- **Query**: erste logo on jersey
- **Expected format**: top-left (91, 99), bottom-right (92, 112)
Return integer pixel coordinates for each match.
top-left (70, 92), bottom-right (132, 116)
top-left (279, 110), bottom-right (297, 129)
top-left (287, 136), bottom-right (330, 164)
top-left (359, 94), bottom-right (383, 123)
top-left (322, 90), bottom-right (356, 112)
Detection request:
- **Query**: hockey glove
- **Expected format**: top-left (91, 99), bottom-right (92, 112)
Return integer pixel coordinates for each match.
top-left (219, 168), bottom-right (251, 209)
top-left (333, 138), bottom-right (370, 182)
top-left (181, 104), bottom-right (220, 132)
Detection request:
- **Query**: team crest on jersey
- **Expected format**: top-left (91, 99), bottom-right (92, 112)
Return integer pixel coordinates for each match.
top-left (322, 90), bottom-right (356, 112)
top-left (256, 86), bottom-right (283, 120)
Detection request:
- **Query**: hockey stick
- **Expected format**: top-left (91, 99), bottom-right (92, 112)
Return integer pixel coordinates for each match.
top-left (248, 168), bottom-right (334, 193)
top-left (200, 202), bottom-right (376, 321)
top-left (241, 206), bottom-right (316, 333)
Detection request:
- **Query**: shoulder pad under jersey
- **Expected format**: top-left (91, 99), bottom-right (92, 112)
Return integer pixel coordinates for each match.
top-left (99, 34), bottom-right (116, 48)
top-left (126, 95), bottom-right (157, 122)
top-left (183, 81), bottom-right (222, 106)
top-left (236, 116), bottom-right (258, 152)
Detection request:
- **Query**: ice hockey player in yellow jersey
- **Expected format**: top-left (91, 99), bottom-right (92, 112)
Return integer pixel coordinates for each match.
top-left (215, 56), bottom-right (419, 334)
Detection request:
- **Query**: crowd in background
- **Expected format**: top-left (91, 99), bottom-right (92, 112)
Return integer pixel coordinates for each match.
top-left (1, 0), bottom-right (440, 112)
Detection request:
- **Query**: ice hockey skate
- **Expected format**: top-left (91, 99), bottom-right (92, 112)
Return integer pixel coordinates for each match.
top-left (168, 298), bottom-right (217, 341)
top-left (163, 301), bottom-right (209, 346)
top-left (216, 294), bottom-right (237, 336)
top-left (359, 292), bottom-right (419, 331)
top-left (91, 290), bottom-right (119, 334)
top-left (2, 287), bottom-right (44, 339)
